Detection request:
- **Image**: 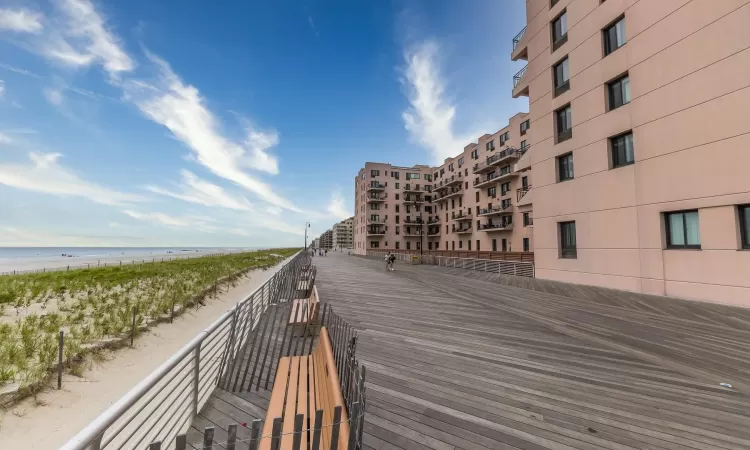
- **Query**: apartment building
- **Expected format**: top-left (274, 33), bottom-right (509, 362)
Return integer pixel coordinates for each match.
top-left (332, 217), bottom-right (354, 250)
top-left (319, 230), bottom-right (333, 250)
top-left (511, 0), bottom-right (750, 304)
top-left (353, 116), bottom-right (535, 254)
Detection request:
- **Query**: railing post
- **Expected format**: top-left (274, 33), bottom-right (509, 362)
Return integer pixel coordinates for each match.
top-left (193, 346), bottom-right (201, 417)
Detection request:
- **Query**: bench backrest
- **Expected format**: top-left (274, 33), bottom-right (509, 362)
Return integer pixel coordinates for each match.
top-left (311, 327), bottom-right (349, 450)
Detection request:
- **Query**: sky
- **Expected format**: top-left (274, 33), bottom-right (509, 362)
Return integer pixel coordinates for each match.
top-left (0, 0), bottom-right (528, 247)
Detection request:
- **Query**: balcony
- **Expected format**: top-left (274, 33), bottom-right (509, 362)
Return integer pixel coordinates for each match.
top-left (402, 184), bottom-right (421, 193)
top-left (455, 227), bottom-right (472, 234)
top-left (478, 222), bottom-right (513, 232)
top-left (495, 166), bottom-right (518, 183)
top-left (517, 186), bottom-right (532, 203)
top-left (523, 215), bottom-right (534, 227)
top-left (473, 172), bottom-right (499, 188)
top-left (367, 218), bottom-right (386, 225)
top-left (473, 148), bottom-right (523, 174)
top-left (512, 65), bottom-right (529, 98)
top-left (511, 26), bottom-right (528, 61)
top-left (441, 175), bottom-right (462, 188)
top-left (478, 204), bottom-right (513, 217)
top-left (438, 187), bottom-right (463, 200)
top-left (403, 196), bottom-right (426, 204)
top-left (452, 211), bottom-right (472, 222)
top-left (402, 228), bottom-right (422, 237)
top-left (368, 194), bottom-right (387, 203)
top-left (427, 217), bottom-right (440, 224)
top-left (367, 183), bottom-right (385, 191)
top-left (427, 227), bottom-right (441, 236)
top-left (367, 228), bottom-right (386, 236)
top-left (403, 218), bottom-right (424, 225)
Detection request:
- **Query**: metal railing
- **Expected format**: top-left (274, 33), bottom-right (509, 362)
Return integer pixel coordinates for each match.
top-left (517, 186), bottom-right (532, 202)
top-left (366, 251), bottom-right (534, 278)
top-left (512, 26), bottom-right (527, 51)
top-left (61, 252), bottom-right (311, 450)
top-left (513, 65), bottom-right (528, 88)
top-left (479, 204), bottom-right (512, 216)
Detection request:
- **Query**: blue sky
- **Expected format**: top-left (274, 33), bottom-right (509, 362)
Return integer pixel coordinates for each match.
top-left (0, 0), bottom-right (528, 247)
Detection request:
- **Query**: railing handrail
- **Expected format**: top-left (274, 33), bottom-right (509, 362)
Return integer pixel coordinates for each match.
top-left (513, 65), bottom-right (528, 87)
top-left (512, 26), bottom-right (527, 51)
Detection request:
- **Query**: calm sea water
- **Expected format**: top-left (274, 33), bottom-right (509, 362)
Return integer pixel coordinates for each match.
top-left (0, 247), bottom-right (255, 259)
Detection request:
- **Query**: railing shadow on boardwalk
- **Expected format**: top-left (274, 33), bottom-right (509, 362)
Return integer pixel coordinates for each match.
top-left (61, 251), bottom-right (366, 450)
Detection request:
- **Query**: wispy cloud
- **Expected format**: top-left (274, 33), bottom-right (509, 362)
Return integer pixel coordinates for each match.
top-left (0, 132), bottom-right (12, 145)
top-left (0, 152), bottom-right (144, 205)
top-left (327, 190), bottom-right (351, 220)
top-left (122, 209), bottom-right (213, 229)
top-left (44, 87), bottom-right (64, 105)
top-left (0, 226), bottom-right (144, 246)
top-left (0, 8), bottom-right (44, 33)
top-left (307, 15), bottom-right (319, 37)
top-left (123, 51), bottom-right (297, 211)
top-left (0, 63), bottom-right (41, 78)
top-left (145, 169), bottom-right (253, 211)
top-left (401, 40), bottom-right (473, 163)
top-left (43, 0), bottom-right (134, 76)
top-left (0, 80), bottom-right (4, 98)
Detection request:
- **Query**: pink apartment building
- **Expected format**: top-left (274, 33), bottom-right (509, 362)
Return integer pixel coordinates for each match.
top-left (354, 113), bottom-right (534, 255)
top-left (511, 0), bottom-right (750, 305)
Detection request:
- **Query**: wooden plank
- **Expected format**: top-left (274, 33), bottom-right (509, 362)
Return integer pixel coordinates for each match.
top-left (298, 356), bottom-right (309, 450)
top-left (260, 357), bottom-right (290, 450)
top-left (281, 356), bottom-right (301, 449)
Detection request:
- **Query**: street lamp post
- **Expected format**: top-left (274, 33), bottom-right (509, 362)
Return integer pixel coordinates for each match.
top-left (304, 222), bottom-right (311, 249)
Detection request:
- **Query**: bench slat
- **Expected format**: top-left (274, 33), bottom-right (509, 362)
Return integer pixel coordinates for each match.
top-left (297, 356), bottom-right (308, 450)
top-left (260, 357), bottom-right (290, 450)
top-left (320, 328), bottom-right (349, 449)
top-left (281, 356), bottom-right (301, 450)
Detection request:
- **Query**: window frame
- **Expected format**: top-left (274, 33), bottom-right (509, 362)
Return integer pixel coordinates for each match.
top-left (520, 120), bottom-right (530, 135)
top-left (740, 205), bottom-right (750, 249)
top-left (603, 16), bottom-right (626, 56)
top-left (551, 10), bottom-right (568, 52)
top-left (559, 221), bottom-right (577, 259)
top-left (664, 210), bottom-right (701, 250)
top-left (553, 56), bottom-right (570, 97)
top-left (610, 131), bottom-right (635, 168)
top-left (555, 104), bottom-right (572, 143)
top-left (557, 152), bottom-right (574, 182)
top-left (607, 73), bottom-right (631, 110)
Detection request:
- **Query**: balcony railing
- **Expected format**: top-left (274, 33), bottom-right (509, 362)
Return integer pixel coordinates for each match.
top-left (474, 172), bottom-right (499, 187)
top-left (512, 26), bottom-right (527, 51)
top-left (517, 185), bottom-right (532, 202)
top-left (513, 65), bottom-right (528, 88)
top-left (455, 227), bottom-right (472, 234)
top-left (403, 218), bottom-right (423, 225)
top-left (452, 211), bottom-right (472, 221)
top-left (427, 217), bottom-right (440, 224)
top-left (427, 229), bottom-right (441, 236)
top-left (403, 184), bottom-right (421, 193)
top-left (367, 218), bottom-right (385, 225)
top-left (478, 204), bottom-right (512, 216)
top-left (367, 228), bottom-right (386, 236)
top-left (524, 216), bottom-right (534, 227)
top-left (479, 222), bottom-right (513, 231)
top-left (403, 196), bottom-right (425, 203)
top-left (473, 148), bottom-right (521, 173)
top-left (367, 183), bottom-right (385, 191)
top-left (368, 193), bottom-right (387, 202)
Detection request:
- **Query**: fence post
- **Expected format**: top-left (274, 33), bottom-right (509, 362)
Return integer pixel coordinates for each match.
top-left (57, 330), bottom-right (64, 389)
top-left (202, 426), bottom-right (214, 450)
top-left (249, 419), bottom-right (262, 450)
top-left (347, 402), bottom-right (361, 450)
top-left (193, 346), bottom-right (201, 417)
top-left (130, 306), bottom-right (137, 347)
top-left (227, 424), bottom-right (237, 450)
top-left (514, 263), bottom-right (517, 277)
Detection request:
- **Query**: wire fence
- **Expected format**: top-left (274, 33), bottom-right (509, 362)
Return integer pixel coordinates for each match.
top-left (366, 250), bottom-right (535, 278)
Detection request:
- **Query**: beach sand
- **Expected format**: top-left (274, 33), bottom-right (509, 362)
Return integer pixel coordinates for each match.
top-left (0, 255), bottom-right (292, 449)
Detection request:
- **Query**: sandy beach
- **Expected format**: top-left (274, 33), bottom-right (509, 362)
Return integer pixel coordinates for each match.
top-left (0, 254), bottom-right (292, 449)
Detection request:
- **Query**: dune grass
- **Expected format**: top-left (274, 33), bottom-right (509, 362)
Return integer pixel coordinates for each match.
top-left (0, 248), bottom-right (298, 396)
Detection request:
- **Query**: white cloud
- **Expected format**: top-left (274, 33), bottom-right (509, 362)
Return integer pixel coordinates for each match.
top-left (108, 221), bottom-right (122, 228)
top-left (327, 190), bottom-right (351, 220)
top-left (0, 8), bottom-right (44, 33)
top-left (44, 87), bottom-right (64, 105)
top-left (123, 52), bottom-right (297, 211)
top-left (122, 209), bottom-right (207, 228)
top-left (401, 40), bottom-right (473, 163)
top-left (0, 226), bottom-right (143, 246)
top-left (0, 132), bottom-right (11, 145)
top-left (42, 0), bottom-right (133, 76)
top-left (145, 169), bottom-right (253, 211)
top-left (0, 63), bottom-right (41, 78)
top-left (0, 152), bottom-right (144, 205)
top-left (0, 80), bottom-right (4, 98)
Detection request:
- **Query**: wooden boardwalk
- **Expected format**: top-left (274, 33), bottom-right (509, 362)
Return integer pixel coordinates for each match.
top-left (191, 253), bottom-right (750, 449)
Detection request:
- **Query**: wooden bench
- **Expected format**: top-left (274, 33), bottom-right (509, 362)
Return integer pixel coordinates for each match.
top-left (289, 285), bottom-right (319, 326)
top-left (260, 327), bottom-right (349, 450)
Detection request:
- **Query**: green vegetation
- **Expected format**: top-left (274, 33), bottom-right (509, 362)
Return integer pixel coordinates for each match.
top-left (0, 248), bottom-right (298, 396)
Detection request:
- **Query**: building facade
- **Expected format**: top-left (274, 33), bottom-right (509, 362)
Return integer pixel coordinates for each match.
top-left (353, 115), bottom-right (535, 254)
top-left (319, 230), bottom-right (333, 250)
top-left (511, 0), bottom-right (750, 305)
top-left (332, 217), bottom-right (354, 250)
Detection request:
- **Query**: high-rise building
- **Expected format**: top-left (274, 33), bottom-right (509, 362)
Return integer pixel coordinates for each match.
top-left (319, 230), bottom-right (333, 250)
top-left (510, 0), bottom-right (750, 304)
top-left (332, 217), bottom-right (354, 250)
top-left (353, 116), bottom-right (534, 254)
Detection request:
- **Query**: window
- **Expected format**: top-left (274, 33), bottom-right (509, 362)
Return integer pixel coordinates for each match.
top-left (501, 198), bottom-right (511, 209)
top-left (500, 131), bottom-right (510, 144)
top-left (488, 186), bottom-right (497, 197)
top-left (395, 215), bottom-right (400, 224)
top-left (395, 242), bottom-right (400, 250)
top-left (458, 157), bottom-right (464, 167)
top-left (740, 205), bottom-right (750, 249)
top-left (550, 0), bottom-right (560, 7)
top-left (395, 205), bottom-right (399, 213)
top-left (551, 10), bottom-right (568, 51)
top-left (459, 240), bottom-right (463, 249)
top-left (448, 163), bottom-right (454, 172)
top-left (406, 205), bottom-right (411, 213)
top-left (610, 132), bottom-right (634, 168)
top-left (608, 74), bottom-right (631, 110)
top-left (476, 220), bottom-right (480, 229)
top-left (425, 174), bottom-right (432, 181)
top-left (370, 241), bottom-right (380, 248)
top-left (395, 226), bottom-right (400, 235)
top-left (370, 169), bottom-right (380, 177)
top-left (395, 182), bottom-right (399, 189)
top-left (406, 172), bottom-right (420, 180)
top-left (603, 17), bottom-right (626, 56)
top-left (477, 240), bottom-right (480, 251)
top-left (395, 193), bottom-right (400, 200)
top-left (406, 241), bottom-right (411, 250)
top-left (556, 104), bottom-right (572, 142)
top-left (440, 168), bottom-right (445, 176)
top-left (492, 239), bottom-right (497, 252)
top-left (523, 238), bottom-right (530, 252)
top-left (557, 152), bottom-right (574, 182)
top-left (665, 210), bottom-right (701, 249)
top-left (553, 57), bottom-right (570, 96)
top-left (452, 241), bottom-right (455, 250)
top-left (471, 149), bottom-right (479, 159)
top-left (468, 240), bottom-right (471, 251)
top-left (520, 120), bottom-right (530, 135)
top-left (485, 140), bottom-right (495, 151)
top-left (520, 140), bottom-right (528, 151)
top-left (371, 203), bottom-right (381, 210)
top-left (501, 182), bottom-right (511, 196)
top-left (393, 171), bottom-right (400, 179)
top-left (523, 212), bottom-right (531, 226)
top-left (559, 221), bottom-right (577, 258)
top-left (458, 197), bottom-right (463, 207)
